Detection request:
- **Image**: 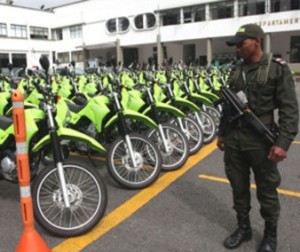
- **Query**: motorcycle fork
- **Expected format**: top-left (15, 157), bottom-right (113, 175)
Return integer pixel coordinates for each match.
top-left (149, 101), bottom-right (171, 153)
top-left (47, 104), bottom-right (70, 208)
top-left (115, 102), bottom-right (138, 168)
top-left (157, 124), bottom-right (171, 153)
top-left (176, 117), bottom-right (187, 136)
top-left (193, 111), bottom-right (204, 129)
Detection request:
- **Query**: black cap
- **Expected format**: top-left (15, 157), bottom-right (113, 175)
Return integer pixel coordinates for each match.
top-left (226, 24), bottom-right (264, 46)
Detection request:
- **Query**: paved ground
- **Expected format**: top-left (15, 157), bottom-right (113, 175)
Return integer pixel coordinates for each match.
top-left (0, 83), bottom-right (299, 252)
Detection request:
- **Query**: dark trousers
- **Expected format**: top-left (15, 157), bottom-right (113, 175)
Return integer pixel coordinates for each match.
top-left (224, 146), bottom-right (281, 224)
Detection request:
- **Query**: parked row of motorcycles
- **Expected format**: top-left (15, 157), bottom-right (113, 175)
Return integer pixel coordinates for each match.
top-left (0, 57), bottom-right (230, 238)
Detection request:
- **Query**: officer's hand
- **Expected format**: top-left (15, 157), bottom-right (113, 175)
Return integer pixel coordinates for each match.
top-left (217, 136), bottom-right (225, 151)
top-left (268, 146), bottom-right (287, 162)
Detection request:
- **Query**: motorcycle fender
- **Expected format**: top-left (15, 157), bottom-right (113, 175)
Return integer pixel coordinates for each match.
top-left (32, 127), bottom-right (106, 153)
top-left (190, 93), bottom-right (213, 106)
top-left (200, 91), bottom-right (220, 102)
top-left (173, 97), bottom-right (200, 112)
top-left (0, 126), bottom-right (14, 145)
top-left (5, 102), bottom-right (38, 116)
top-left (143, 102), bottom-right (185, 118)
top-left (105, 109), bottom-right (158, 129)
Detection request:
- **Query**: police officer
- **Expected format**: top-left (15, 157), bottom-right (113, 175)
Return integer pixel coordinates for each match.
top-left (217, 24), bottom-right (299, 252)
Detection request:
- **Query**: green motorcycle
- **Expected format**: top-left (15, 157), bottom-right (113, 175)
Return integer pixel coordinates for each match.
top-left (0, 56), bottom-right (108, 237)
top-left (56, 72), bottom-right (162, 189)
top-left (122, 71), bottom-right (190, 171)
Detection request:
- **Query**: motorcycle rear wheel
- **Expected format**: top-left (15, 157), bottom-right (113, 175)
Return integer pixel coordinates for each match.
top-left (32, 159), bottom-right (107, 237)
top-left (147, 123), bottom-right (190, 171)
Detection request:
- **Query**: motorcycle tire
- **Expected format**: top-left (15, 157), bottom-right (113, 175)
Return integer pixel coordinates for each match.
top-left (190, 111), bottom-right (217, 144)
top-left (107, 133), bottom-right (162, 189)
top-left (147, 123), bottom-right (190, 171)
top-left (204, 105), bottom-right (221, 131)
top-left (32, 159), bottom-right (107, 237)
top-left (170, 116), bottom-right (204, 155)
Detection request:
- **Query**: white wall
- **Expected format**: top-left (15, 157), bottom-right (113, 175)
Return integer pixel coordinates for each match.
top-left (1, 1), bottom-right (300, 69)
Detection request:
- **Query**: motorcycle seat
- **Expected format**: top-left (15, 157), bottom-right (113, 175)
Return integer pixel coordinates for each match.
top-left (66, 101), bottom-right (85, 113)
top-left (0, 115), bottom-right (13, 130)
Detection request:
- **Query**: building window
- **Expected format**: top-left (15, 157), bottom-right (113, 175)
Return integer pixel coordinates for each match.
top-left (134, 15), bottom-right (143, 29)
top-left (147, 13), bottom-right (156, 28)
top-left (10, 24), bottom-right (27, 38)
top-left (0, 53), bottom-right (9, 68)
top-left (71, 51), bottom-right (83, 62)
top-left (183, 7), bottom-right (193, 23)
top-left (194, 5), bottom-right (206, 22)
top-left (70, 25), bottom-right (82, 39)
top-left (0, 23), bottom-right (7, 37)
top-left (52, 28), bottom-right (63, 40)
top-left (210, 1), bottom-right (234, 20)
top-left (239, 0), bottom-right (265, 16)
top-left (57, 52), bottom-right (70, 64)
top-left (106, 17), bottom-right (130, 33)
top-left (271, 0), bottom-right (300, 12)
top-left (107, 19), bottom-right (116, 33)
top-left (30, 26), bottom-right (48, 39)
top-left (118, 17), bottom-right (129, 32)
top-left (160, 9), bottom-right (180, 26)
top-left (290, 36), bottom-right (300, 63)
top-left (12, 53), bottom-right (27, 68)
top-left (134, 13), bottom-right (156, 30)
top-left (291, 0), bottom-right (300, 10)
top-left (239, 0), bottom-right (248, 15)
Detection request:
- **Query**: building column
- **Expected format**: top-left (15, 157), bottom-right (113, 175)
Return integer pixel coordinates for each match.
top-left (206, 38), bottom-right (212, 66)
top-left (205, 4), bottom-right (210, 20)
top-left (265, 33), bottom-right (271, 54)
top-left (265, 0), bottom-right (271, 13)
top-left (116, 38), bottom-right (123, 65)
top-left (82, 48), bottom-right (89, 67)
top-left (156, 34), bottom-right (163, 67)
top-left (234, 0), bottom-right (239, 17)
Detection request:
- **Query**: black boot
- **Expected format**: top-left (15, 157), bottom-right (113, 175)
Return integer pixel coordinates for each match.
top-left (258, 222), bottom-right (277, 252)
top-left (223, 214), bottom-right (252, 249)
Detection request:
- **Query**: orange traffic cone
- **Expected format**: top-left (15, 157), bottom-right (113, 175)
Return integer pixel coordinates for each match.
top-left (12, 90), bottom-right (51, 252)
top-left (16, 229), bottom-right (51, 252)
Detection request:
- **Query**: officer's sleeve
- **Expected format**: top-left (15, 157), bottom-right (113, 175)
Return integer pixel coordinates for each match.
top-left (274, 64), bottom-right (299, 150)
top-left (217, 72), bottom-right (235, 137)
top-left (218, 113), bottom-right (226, 137)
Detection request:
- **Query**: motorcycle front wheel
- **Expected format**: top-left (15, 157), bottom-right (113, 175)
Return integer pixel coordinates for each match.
top-left (107, 133), bottom-right (162, 189)
top-left (32, 159), bottom-right (107, 237)
top-left (190, 111), bottom-right (217, 144)
top-left (203, 105), bottom-right (221, 131)
top-left (170, 116), bottom-right (204, 155)
top-left (147, 123), bottom-right (190, 171)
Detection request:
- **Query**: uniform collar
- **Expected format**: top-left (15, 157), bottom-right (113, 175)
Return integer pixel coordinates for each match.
top-left (241, 53), bottom-right (269, 73)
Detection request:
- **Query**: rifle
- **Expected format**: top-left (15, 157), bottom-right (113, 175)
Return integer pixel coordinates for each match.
top-left (220, 87), bottom-right (277, 144)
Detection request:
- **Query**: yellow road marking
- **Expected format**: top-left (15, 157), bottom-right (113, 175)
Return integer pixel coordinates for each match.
top-left (199, 174), bottom-right (300, 198)
top-left (53, 142), bottom-right (218, 252)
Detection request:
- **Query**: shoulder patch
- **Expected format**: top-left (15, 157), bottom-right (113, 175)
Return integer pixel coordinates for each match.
top-left (273, 58), bottom-right (287, 65)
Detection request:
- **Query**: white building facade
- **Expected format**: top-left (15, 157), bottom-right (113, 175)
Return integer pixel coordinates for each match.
top-left (0, 0), bottom-right (299, 72)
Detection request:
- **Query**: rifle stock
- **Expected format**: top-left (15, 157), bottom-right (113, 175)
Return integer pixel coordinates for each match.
top-left (220, 87), bottom-right (276, 144)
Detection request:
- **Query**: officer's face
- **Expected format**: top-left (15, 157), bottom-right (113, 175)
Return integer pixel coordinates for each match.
top-left (236, 37), bottom-right (261, 63)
